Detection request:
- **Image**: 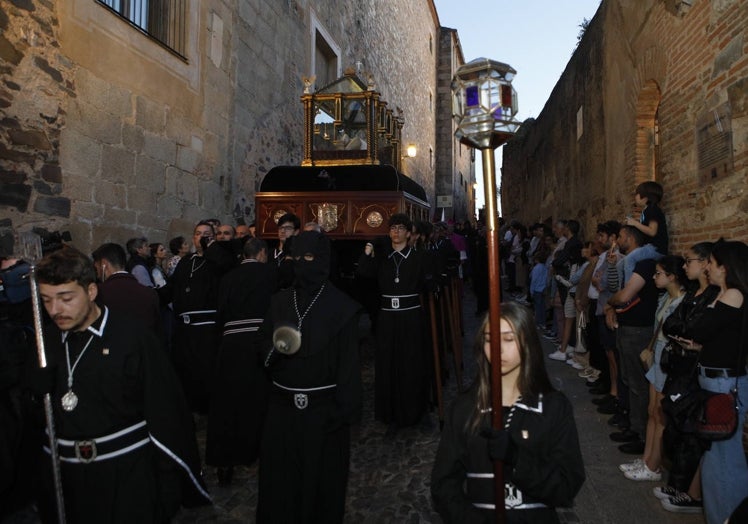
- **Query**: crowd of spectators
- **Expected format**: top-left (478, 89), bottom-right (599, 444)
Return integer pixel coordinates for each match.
top-left (501, 181), bottom-right (748, 524)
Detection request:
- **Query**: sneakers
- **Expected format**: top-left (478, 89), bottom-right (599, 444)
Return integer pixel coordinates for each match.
top-left (618, 458), bottom-right (643, 473)
top-left (652, 486), bottom-right (680, 500)
top-left (548, 350), bottom-right (569, 361)
top-left (578, 367), bottom-right (599, 379)
top-left (661, 493), bottom-right (703, 514)
top-left (568, 360), bottom-right (585, 370)
top-left (623, 463), bottom-right (662, 481)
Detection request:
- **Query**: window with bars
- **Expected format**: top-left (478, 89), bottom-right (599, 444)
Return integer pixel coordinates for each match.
top-left (97, 0), bottom-right (187, 59)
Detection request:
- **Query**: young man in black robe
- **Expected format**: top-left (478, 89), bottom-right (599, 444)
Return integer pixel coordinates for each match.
top-left (33, 247), bottom-right (210, 523)
top-left (206, 238), bottom-right (277, 485)
top-left (356, 213), bottom-right (434, 435)
top-left (257, 231), bottom-right (362, 524)
top-left (164, 220), bottom-right (235, 414)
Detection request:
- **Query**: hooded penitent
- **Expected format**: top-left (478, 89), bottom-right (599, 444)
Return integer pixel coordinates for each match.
top-left (292, 231), bottom-right (330, 291)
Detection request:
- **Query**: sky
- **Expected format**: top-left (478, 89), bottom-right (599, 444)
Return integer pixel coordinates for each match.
top-left (432, 0), bottom-right (602, 212)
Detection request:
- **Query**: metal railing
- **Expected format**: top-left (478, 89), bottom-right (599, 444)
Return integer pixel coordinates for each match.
top-left (97, 0), bottom-right (187, 60)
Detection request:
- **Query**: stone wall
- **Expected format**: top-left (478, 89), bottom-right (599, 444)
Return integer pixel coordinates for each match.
top-left (0, 0), bottom-right (75, 250)
top-left (1, 0), bottom-right (446, 254)
top-left (501, 0), bottom-right (748, 250)
top-left (436, 27), bottom-right (475, 222)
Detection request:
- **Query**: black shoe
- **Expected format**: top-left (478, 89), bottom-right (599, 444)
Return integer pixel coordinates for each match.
top-left (216, 466), bottom-right (233, 486)
top-left (589, 384), bottom-right (609, 395)
top-left (596, 398), bottom-right (619, 415)
top-left (610, 429), bottom-right (640, 443)
top-left (420, 413), bottom-right (435, 433)
top-left (618, 440), bottom-right (646, 454)
top-left (607, 413), bottom-right (630, 429)
top-left (592, 394), bottom-right (615, 406)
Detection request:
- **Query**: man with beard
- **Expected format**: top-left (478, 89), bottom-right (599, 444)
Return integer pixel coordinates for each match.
top-left (206, 238), bottom-right (276, 485)
top-left (33, 247), bottom-right (210, 523)
top-left (257, 231), bottom-right (362, 524)
top-left (604, 225), bottom-right (658, 454)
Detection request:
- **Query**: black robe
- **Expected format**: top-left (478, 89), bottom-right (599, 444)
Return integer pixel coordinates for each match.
top-left (256, 283), bottom-right (362, 524)
top-left (357, 245), bottom-right (432, 427)
top-left (431, 387), bottom-right (585, 524)
top-left (206, 259), bottom-right (277, 467)
top-left (39, 307), bottom-right (210, 524)
top-left (165, 243), bottom-right (234, 413)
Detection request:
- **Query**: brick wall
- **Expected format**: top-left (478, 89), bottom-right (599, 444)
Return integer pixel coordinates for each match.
top-left (501, 0), bottom-right (748, 449)
top-left (501, 0), bottom-right (748, 249)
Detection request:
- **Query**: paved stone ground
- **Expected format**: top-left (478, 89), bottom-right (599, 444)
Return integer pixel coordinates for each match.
top-left (171, 288), bottom-right (706, 524)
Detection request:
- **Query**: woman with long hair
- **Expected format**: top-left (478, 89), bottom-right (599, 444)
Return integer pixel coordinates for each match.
top-left (620, 255), bottom-right (685, 481)
top-left (149, 242), bottom-right (169, 288)
top-left (682, 239), bottom-right (748, 524)
top-left (431, 303), bottom-right (585, 523)
top-left (653, 242), bottom-right (718, 513)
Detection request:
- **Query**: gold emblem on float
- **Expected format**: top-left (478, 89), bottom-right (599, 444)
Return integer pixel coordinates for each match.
top-left (273, 210), bottom-right (288, 224)
top-left (318, 203), bottom-right (339, 232)
top-left (366, 211), bottom-right (383, 228)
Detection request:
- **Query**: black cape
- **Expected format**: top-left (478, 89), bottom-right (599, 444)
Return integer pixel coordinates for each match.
top-left (39, 307), bottom-right (210, 523)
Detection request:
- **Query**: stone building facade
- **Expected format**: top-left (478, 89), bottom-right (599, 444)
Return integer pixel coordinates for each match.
top-left (435, 27), bottom-right (475, 223)
top-left (1, 0), bottom-right (469, 254)
top-left (501, 0), bottom-right (748, 250)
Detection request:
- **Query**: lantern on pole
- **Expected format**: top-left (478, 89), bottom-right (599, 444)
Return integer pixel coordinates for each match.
top-left (451, 57), bottom-right (519, 523)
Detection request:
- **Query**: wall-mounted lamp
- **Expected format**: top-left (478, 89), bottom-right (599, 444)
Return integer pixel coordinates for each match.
top-left (403, 144), bottom-right (417, 159)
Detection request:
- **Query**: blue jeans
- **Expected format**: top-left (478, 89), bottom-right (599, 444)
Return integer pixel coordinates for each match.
top-left (698, 372), bottom-right (748, 524)
top-left (532, 292), bottom-right (545, 328)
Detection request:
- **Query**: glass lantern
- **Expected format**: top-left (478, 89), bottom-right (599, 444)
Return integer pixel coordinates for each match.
top-left (451, 57), bottom-right (520, 150)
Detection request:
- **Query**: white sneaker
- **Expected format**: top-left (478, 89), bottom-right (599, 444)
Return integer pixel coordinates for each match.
top-left (578, 367), bottom-right (599, 378)
top-left (624, 463), bottom-right (662, 481)
top-left (548, 350), bottom-right (568, 361)
top-left (565, 345), bottom-right (576, 354)
top-left (570, 361), bottom-right (585, 370)
top-left (618, 458), bottom-right (644, 473)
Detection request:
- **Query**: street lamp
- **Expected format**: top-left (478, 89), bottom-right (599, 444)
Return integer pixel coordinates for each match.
top-left (451, 57), bottom-right (519, 523)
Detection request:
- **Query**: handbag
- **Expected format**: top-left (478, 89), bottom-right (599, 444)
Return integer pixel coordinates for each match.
top-left (639, 318), bottom-right (664, 372)
top-left (695, 389), bottom-right (739, 441)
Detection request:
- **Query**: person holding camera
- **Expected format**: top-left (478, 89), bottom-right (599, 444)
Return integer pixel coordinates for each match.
top-left (162, 220), bottom-right (235, 414)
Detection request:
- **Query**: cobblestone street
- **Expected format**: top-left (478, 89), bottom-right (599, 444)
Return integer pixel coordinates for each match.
top-left (173, 288), bottom-right (707, 524)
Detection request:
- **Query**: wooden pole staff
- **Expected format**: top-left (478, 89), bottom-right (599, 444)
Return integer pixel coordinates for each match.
top-left (481, 149), bottom-right (505, 524)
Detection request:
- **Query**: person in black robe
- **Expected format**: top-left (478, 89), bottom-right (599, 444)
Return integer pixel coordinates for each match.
top-left (257, 231), bottom-right (362, 524)
top-left (431, 304), bottom-right (585, 523)
top-left (161, 221), bottom-right (235, 414)
top-left (356, 213), bottom-right (434, 433)
top-left (32, 247), bottom-right (210, 524)
top-left (206, 238), bottom-right (277, 485)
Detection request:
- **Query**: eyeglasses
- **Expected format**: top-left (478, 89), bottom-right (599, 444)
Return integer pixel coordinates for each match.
top-left (389, 225), bottom-right (408, 232)
top-left (278, 225), bottom-right (296, 231)
top-left (654, 271), bottom-right (668, 277)
top-left (684, 257), bottom-right (703, 264)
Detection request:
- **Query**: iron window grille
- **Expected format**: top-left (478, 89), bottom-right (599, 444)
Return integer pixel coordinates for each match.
top-left (97, 0), bottom-right (187, 60)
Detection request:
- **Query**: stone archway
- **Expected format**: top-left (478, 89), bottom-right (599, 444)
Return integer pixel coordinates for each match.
top-left (634, 80), bottom-right (662, 186)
